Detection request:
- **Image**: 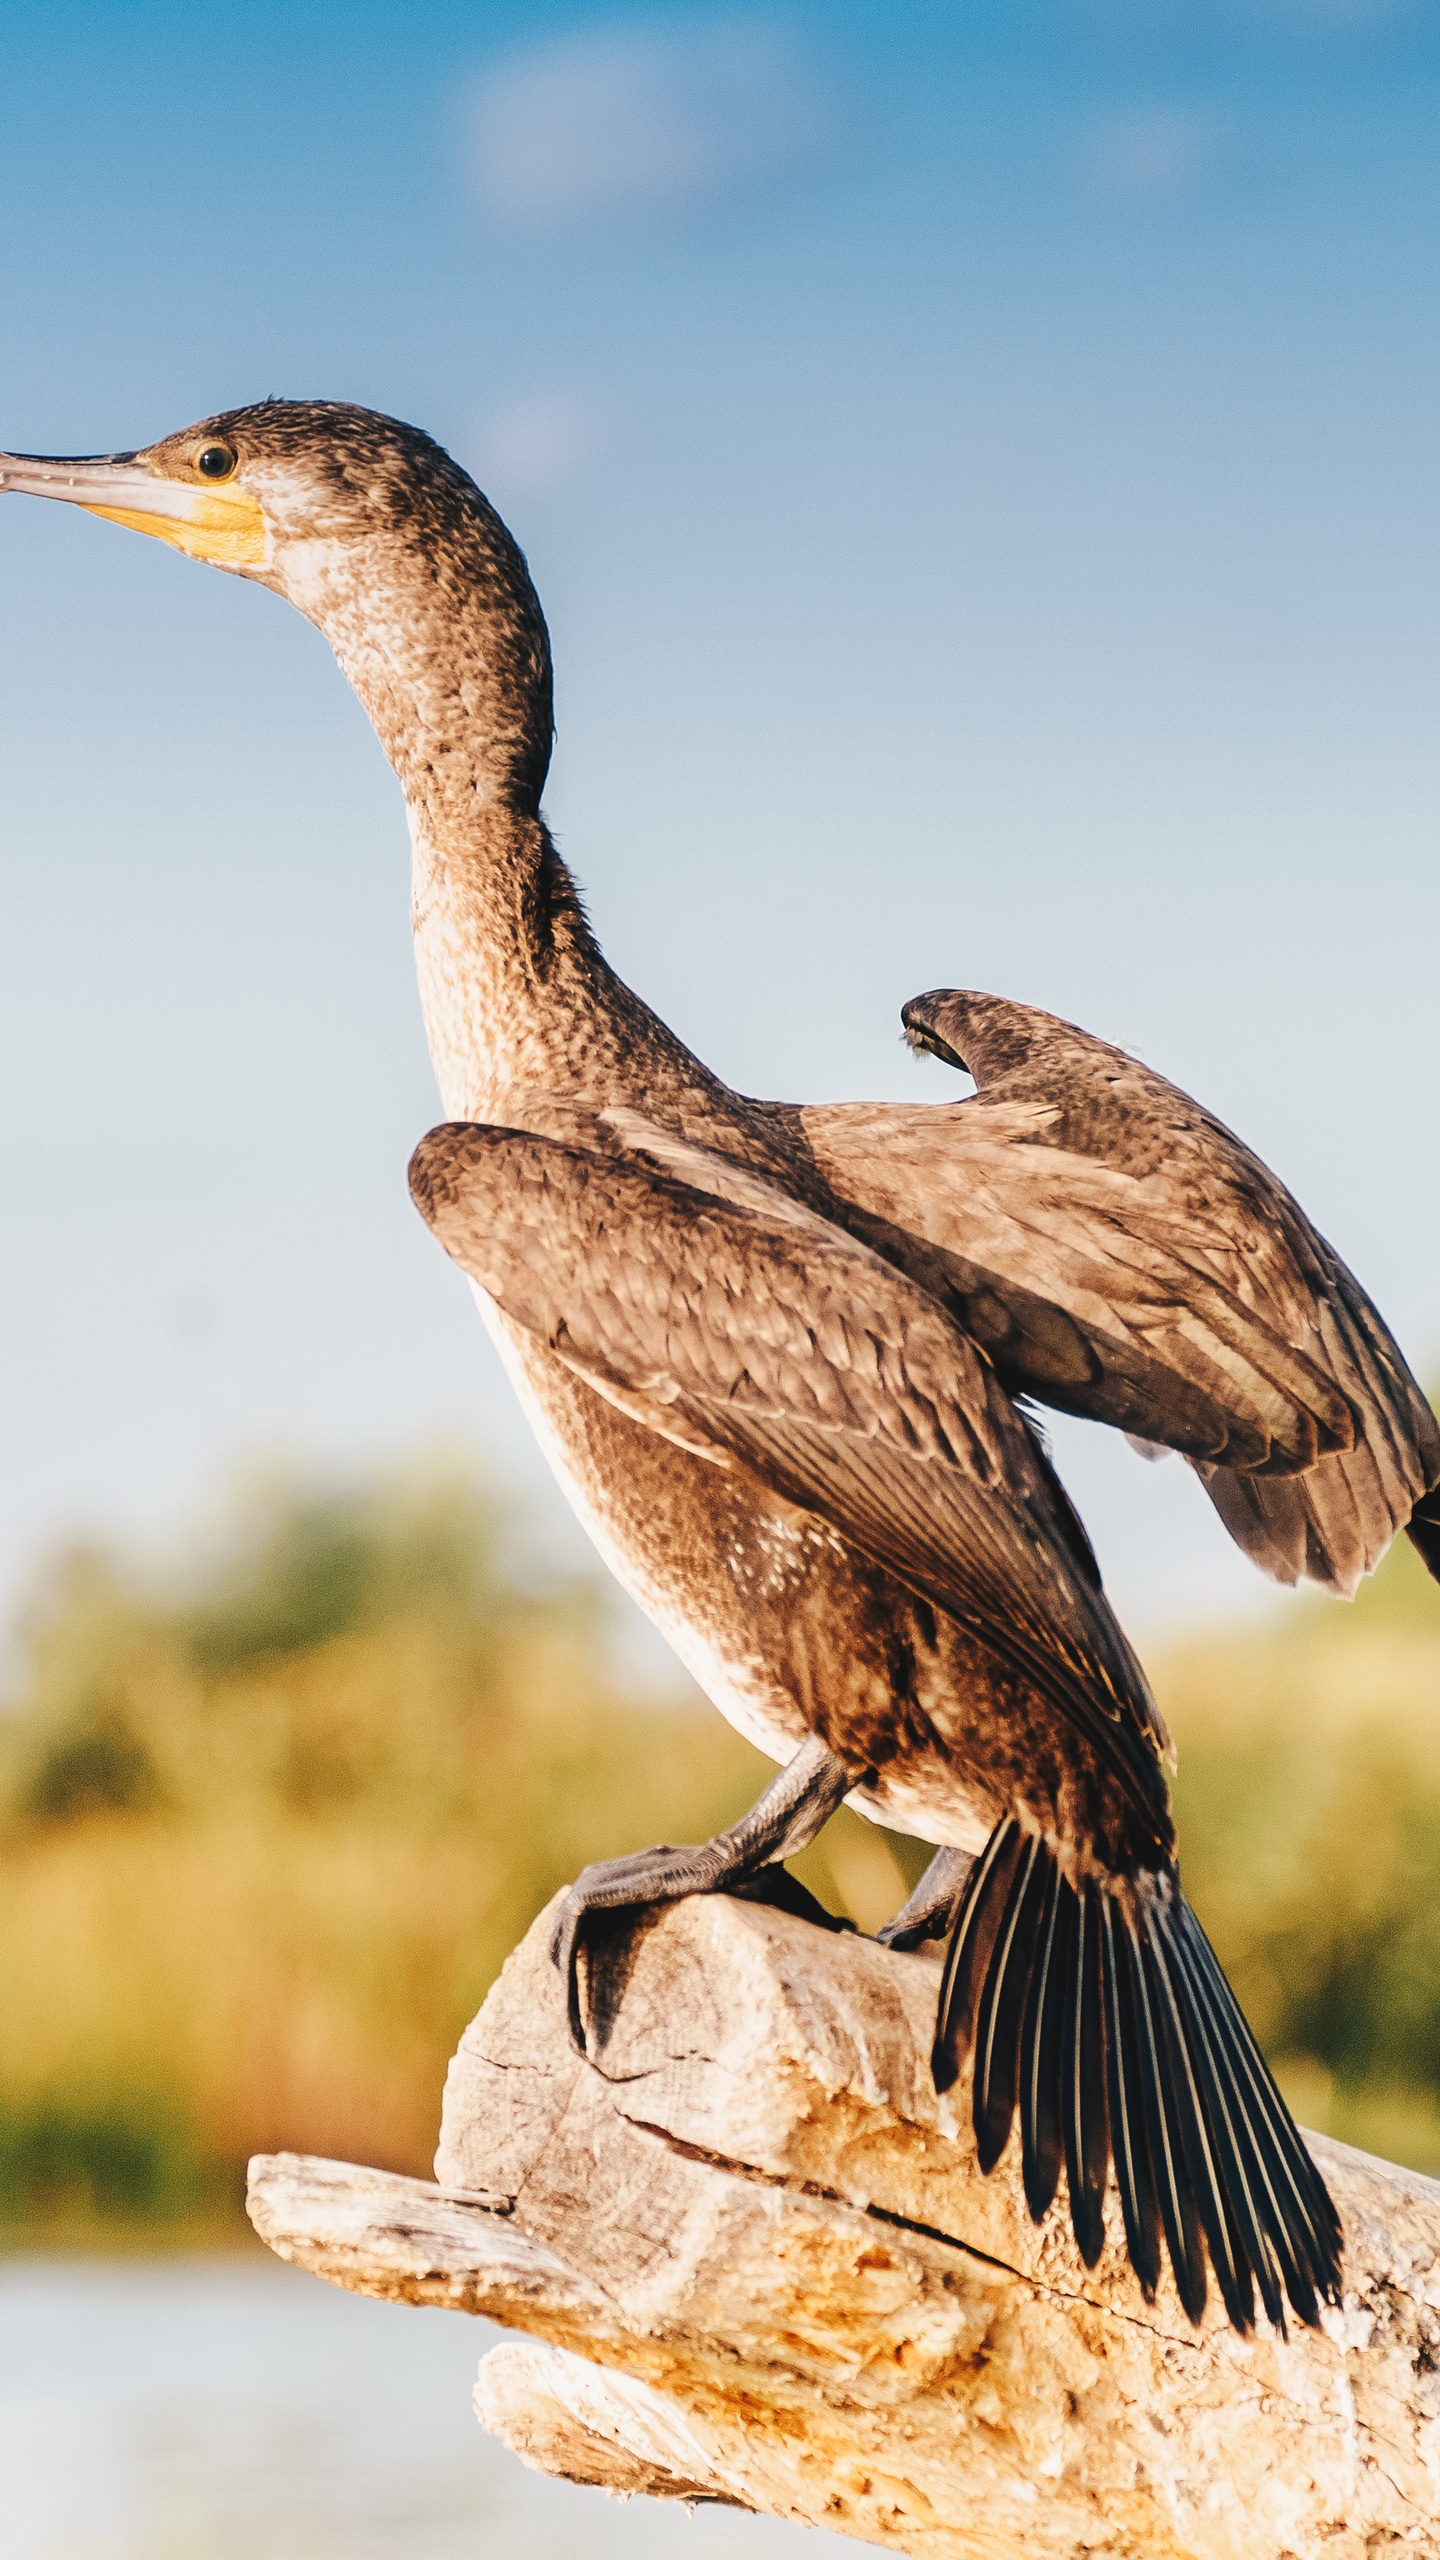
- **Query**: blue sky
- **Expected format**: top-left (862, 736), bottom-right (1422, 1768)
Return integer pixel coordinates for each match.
top-left (1, 0), bottom-right (1437, 1640)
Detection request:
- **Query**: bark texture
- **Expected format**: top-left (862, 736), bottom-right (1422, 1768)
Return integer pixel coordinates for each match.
top-left (248, 1891), bottom-right (1440, 2559)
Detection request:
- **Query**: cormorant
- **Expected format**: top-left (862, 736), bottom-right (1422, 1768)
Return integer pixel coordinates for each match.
top-left (9, 402), bottom-right (1420, 2338)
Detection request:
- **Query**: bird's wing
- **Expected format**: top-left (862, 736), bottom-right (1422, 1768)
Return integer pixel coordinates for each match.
top-left (799, 1098), bottom-right (1366, 1468)
top-left (409, 1117), bottom-right (1172, 1841)
top-left (796, 987), bottom-right (1439, 1595)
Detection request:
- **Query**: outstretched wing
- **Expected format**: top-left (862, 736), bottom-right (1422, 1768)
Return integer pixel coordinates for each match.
top-left (796, 989), bottom-right (1438, 1596)
top-left (408, 1116), bottom-right (1172, 1846)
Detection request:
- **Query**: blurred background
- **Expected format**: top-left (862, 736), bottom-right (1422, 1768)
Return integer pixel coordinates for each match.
top-left (0, 0), bottom-right (1437, 2551)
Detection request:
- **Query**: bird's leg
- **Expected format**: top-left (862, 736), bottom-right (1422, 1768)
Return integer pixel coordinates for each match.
top-left (875, 1845), bottom-right (976, 1951)
top-left (550, 1733), bottom-right (860, 2054)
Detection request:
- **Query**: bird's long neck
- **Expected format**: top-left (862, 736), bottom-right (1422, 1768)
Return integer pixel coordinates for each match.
top-left (297, 501), bottom-right (723, 1125)
top-left (408, 800), bottom-right (634, 1122)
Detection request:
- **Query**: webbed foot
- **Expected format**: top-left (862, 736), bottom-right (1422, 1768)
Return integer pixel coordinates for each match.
top-left (549, 1734), bottom-right (860, 2053)
top-left (876, 1844), bottom-right (975, 1951)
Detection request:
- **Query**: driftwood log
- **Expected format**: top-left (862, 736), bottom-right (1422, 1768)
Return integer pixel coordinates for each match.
top-left (249, 1891), bottom-right (1440, 2558)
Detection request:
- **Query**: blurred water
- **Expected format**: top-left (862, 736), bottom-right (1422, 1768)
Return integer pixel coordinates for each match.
top-left (0, 2254), bottom-right (838, 2560)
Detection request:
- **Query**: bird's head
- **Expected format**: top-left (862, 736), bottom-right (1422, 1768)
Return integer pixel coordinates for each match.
top-left (0, 398), bottom-right (554, 809)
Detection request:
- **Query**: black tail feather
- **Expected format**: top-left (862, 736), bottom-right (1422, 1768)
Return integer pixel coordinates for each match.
top-left (1157, 1908), bottom-right (1285, 2333)
top-left (1098, 1898), bottom-right (1163, 2299)
top-left (1176, 1929), bottom-right (1320, 2323)
top-left (1409, 1485), bottom-right (1440, 1582)
top-left (973, 1833), bottom-right (1048, 2173)
top-left (931, 1817), bottom-right (1342, 2332)
top-left (1019, 1863), bottom-right (1068, 2221)
top-left (933, 1821), bottom-right (1026, 2097)
top-left (1172, 1903), bottom-right (1340, 2316)
top-left (1173, 1903), bottom-right (1336, 2257)
top-left (1138, 1916), bottom-right (1249, 2330)
top-left (1063, 1879), bottom-right (1110, 2267)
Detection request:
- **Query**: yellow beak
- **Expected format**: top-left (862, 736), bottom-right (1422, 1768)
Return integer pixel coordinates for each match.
top-left (0, 450), bottom-right (267, 568)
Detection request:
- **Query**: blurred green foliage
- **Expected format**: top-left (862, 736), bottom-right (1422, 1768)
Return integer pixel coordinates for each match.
top-left (0, 1450), bottom-right (1437, 2239)
top-left (1164, 1523), bottom-right (1440, 2174)
top-left (0, 1461), bottom-right (916, 2239)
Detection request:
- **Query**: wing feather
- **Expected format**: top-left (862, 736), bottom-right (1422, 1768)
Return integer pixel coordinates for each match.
top-left (796, 989), bottom-right (1438, 1592)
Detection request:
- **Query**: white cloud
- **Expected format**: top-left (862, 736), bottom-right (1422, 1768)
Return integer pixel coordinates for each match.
top-left (467, 391), bottom-right (607, 505)
top-left (469, 16), bottom-right (830, 227)
top-left (1083, 109), bottom-right (1224, 203)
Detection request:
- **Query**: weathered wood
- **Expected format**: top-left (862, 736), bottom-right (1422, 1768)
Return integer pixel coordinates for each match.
top-left (249, 1891), bottom-right (1440, 2559)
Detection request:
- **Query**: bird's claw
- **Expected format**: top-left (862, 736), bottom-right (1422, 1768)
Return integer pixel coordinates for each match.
top-left (548, 1845), bottom-right (851, 2058)
top-left (875, 1912), bottom-right (947, 1951)
top-left (727, 1867), bottom-right (856, 1933)
top-left (873, 1846), bottom-right (975, 1952)
top-left (548, 1846), bottom-right (688, 2056)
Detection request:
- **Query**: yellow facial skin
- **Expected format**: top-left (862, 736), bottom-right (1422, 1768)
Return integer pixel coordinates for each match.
top-left (0, 445), bottom-right (270, 569)
top-left (80, 482), bottom-right (268, 569)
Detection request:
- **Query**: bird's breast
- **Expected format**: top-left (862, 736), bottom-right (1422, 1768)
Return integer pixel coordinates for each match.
top-left (465, 1286), bottom-right (999, 1853)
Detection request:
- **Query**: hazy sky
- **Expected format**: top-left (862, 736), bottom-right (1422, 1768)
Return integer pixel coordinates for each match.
top-left (1, 0), bottom-right (1437, 1644)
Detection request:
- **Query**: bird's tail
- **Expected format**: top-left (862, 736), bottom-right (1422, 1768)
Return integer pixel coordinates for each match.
top-left (932, 1818), bottom-right (1341, 2334)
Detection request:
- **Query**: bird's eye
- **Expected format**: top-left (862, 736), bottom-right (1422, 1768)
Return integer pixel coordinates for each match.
top-left (196, 443), bottom-right (237, 480)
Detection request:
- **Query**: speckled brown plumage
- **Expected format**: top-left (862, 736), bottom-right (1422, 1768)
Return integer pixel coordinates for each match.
top-left (2, 399), bottom-right (1358, 2331)
top-left (408, 1108), bottom-right (1170, 1872)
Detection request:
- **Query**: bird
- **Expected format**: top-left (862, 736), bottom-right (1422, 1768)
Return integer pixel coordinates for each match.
top-left (3, 398), bottom-right (1386, 2339)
